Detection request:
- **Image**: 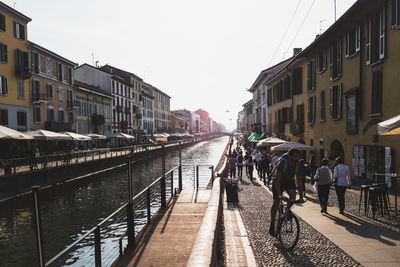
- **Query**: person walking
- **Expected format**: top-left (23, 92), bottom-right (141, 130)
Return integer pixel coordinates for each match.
top-left (247, 155), bottom-right (254, 181)
top-left (314, 158), bottom-right (333, 213)
top-left (255, 150), bottom-right (262, 177)
top-left (236, 151), bottom-right (244, 178)
top-left (295, 158), bottom-right (307, 203)
top-left (228, 154), bottom-right (237, 178)
top-left (243, 152), bottom-right (249, 177)
top-left (260, 154), bottom-right (270, 184)
top-left (308, 155), bottom-right (317, 185)
top-left (333, 157), bottom-right (351, 214)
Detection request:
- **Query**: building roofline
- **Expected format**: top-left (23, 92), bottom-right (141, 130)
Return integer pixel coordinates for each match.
top-left (102, 64), bottom-right (143, 82)
top-left (28, 41), bottom-right (77, 66)
top-left (152, 86), bottom-right (171, 98)
top-left (0, 2), bottom-right (31, 23)
top-left (74, 80), bottom-right (113, 98)
top-left (75, 63), bottom-right (113, 76)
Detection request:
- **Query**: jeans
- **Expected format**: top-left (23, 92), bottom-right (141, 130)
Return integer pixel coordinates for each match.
top-left (237, 165), bottom-right (243, 177)
top-left (229, 168), bottom-right (236, 178)
top-left (335, 185), bottom-right (347, 212)
top-left (317, 184), bottom-right (331, 210)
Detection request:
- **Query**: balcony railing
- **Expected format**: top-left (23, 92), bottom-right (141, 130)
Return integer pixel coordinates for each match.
top-left (290, 122), bottom-right (304, 134)
top-left (125, 107), bottom-right (131, 114)
top-left (67, 99), bottom-right (79, 109)
top-left (32, 93), bottom-right (47, 103)
top-left (116, 105), bottom-right (123, 112)
top-left (16, 65), bottom-right (32, 79)
top-left (274, 122), bottom-right (285, 134)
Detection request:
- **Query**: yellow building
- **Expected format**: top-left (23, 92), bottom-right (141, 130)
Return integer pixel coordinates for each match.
top-left (0, 2), bottom-right (31, 131)
top-left (153, 87), bottom-right (171, 133)
top-left (28, 41), bottom-right (77, 131)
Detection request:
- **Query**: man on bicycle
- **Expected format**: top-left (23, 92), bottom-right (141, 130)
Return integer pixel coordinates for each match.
top-left (269, 148), bottom-right (301, 236)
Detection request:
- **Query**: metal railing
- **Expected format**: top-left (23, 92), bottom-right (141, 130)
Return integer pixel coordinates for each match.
top-left (31, 149), bottom-right (215, 266)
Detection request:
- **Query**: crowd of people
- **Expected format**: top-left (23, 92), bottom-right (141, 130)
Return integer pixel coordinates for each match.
top-left (227, 137), bottom-right (352, 236)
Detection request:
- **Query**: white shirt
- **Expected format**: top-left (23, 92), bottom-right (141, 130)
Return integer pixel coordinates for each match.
top-left (255, 152), bottom-right (262, 163)
top-left (333, 164), bottom-right (351, 186)
top-left (271, 155), bottom-right (280, 165)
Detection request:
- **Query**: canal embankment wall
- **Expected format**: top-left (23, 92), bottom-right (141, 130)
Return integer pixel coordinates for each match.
top-left (0, 138), bottom-right (219, 202)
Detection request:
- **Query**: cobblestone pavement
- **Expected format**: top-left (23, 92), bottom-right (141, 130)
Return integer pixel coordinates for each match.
top-left (303, 181), bottom-right (400, 234)
top-left (238, 176), bottom-right (361, 267)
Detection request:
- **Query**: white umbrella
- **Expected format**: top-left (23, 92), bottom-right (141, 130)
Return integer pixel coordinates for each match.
top-left (377, 114), bottom-right (400, 135)
top-left (63, 132), bottom-right (92, 141)
top-left (0, 125), bottom-right (33, 140)
top-left (271, 141), bottom-right (313, 151)
top-left (25, 129), bottom-right (72, 140)
top-left (85, 133), bottom-right (107, 140)
top-left (257, 137), bottom-right (287, 147)
top-left (109, 132), bottom-right (135, 139)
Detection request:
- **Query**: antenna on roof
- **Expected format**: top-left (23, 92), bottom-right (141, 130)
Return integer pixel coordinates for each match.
top-left (334, 0), bottom-right (337, 22)
top-left (91, 53), bottom-right (94, 66)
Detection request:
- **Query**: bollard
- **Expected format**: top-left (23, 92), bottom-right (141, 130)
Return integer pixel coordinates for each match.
top-left (127, 157), bottom-right (135, 248)
top-left (94, 227), bottom-right (101, 267)
top-left (161, 145), bottom-right (166, 209)
top-left (32, 186), bottom-right (45, 267)
top-left (178, 142), bottom-right (182, 191)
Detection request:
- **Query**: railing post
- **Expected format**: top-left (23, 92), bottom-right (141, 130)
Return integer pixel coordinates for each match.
top-left (178, 142), bottom-right (182, 191)
top-left (196, 165), bottom-right (199, 191)
top-left (161, 145), bottom-right (166, 209)
top-left (210, 166), bottom-right (214, 183)
top-left (127, 157), bottom-right (135, 248)
top-left (32, 186), bottom-right (45, 267)
top-left (171, 171), bottom-right (174, 197)
top-left (94, 227), bottom-right (102, 267)
top-left (147, 188), bottom-right (151, 224)
top-left (85, 152), bottom-right (87, 162)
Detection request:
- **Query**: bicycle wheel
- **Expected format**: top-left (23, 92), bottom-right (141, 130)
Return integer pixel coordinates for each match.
top-left (277, 209), bottom-right (300, 251)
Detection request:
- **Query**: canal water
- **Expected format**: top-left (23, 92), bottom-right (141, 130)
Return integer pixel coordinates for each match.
top-left (0, 136), bottom-right (228, 266)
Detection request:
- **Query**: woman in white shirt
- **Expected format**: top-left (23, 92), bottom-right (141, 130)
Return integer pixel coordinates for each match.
top-left (333, 157), bottom-right (351, 214)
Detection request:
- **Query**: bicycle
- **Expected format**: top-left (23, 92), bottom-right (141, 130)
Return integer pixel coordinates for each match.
top-left (275, 196), bottom-right (300, 251)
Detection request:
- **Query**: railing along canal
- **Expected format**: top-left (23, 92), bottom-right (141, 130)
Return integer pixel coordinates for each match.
top-left (30, 145), bottom-right (215, 267)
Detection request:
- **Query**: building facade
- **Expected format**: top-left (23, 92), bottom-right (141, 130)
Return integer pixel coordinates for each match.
top-left (28, 41), bottom-right (77, 132)
top-left (153, 87), bottom-right (171, 133)
top-left (140, 82), bottom-right (154, 137)
top-left (170, 111), bottom-right (190, 133)
top-left (0, 3), bottom-right (31, 131)
top-left (74, 81), bottom-right (112, 135)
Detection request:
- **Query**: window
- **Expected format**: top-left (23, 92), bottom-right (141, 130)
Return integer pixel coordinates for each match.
top-left (32, 52), bottom-right (40, 74)
top-left (46, 83), bottom-right (53, 98)
top-left (58, 87), bottom-right (63, 101)
top-left (320, 90), bottom-right (325, 122)
top-left (59, 107), bottom-right (65, 122)
top-left (32, 79), bottom-right (41, 101)
top-left (296, 103), bottom-right (304, 131)
top-left (345, 26), bottom-right (361, 57)
top-left (33, 106), bottom-right (41, 123)
top-left (57, 63), bottom-right (63, 81)
top-left (0, 75), bottom-right (8, 95)
top-left (283, 75), bottom-right (291, 100)
top-left (292, 67), bottom-right (303, 95)
top-left (17, 111), bottom-right (27, 127)
top-left (330, 84), bottom-right (342, 120)
top-left (68, 111), bottom-right (74, 124)
top-left (371, 69), bottom-right (383, 114)
top-left (67, 67), bottom-right (72, 84)
top-left (17, 80), bottom-right (24, 99)
top-left (16, 49), bottom-right (29, 73)
top-left (317, 49), bottom-right (327, 73)
top-left (47, 105), bottom-right (55, 121)
top-left (14, 22), bottom-right (25, 40)
top-left (46, 58), bottom-right (52, 77)
top-left (346, 89), bottom-right (358, 134)
top-left (366, 4), bottom-right (386, 64)
top-left (330, 39), bottom-right (342, 80)
top-left (0, 109), bottom-right (8, 125)
top-left (392, 0), bottom-right (400, 28)
top-left (308, 95), bottom-right (316, 124)
top-left (0, 13), bottom-right (5, 32)
top-left (307, 59), bottom-right (316, 92)
top-left (0, 42), bottom-right (7, 63)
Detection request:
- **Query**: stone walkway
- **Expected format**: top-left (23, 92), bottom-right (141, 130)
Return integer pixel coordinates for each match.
top-left (238, 175), bottom-right (361, 266)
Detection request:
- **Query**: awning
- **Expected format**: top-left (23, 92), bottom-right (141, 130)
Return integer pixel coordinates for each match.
top-left (256, 137), bottom-right (286, 147)
top-left (271, 141), bottom-right (313, 151)
top-left (25, 129), bottom-right (72, 140)
top-left (377, 114), bottom-right (400, 135)
top-left (0, 125), bottom-right (33, 140)
top-left (85, 133), bottom-right (107, 140)
top-left (63, 132), bottom-right (92, 141)
top-left (109, 133), bottom-right (135, 139)
top-left (247, 132), bottom-right (265, 142)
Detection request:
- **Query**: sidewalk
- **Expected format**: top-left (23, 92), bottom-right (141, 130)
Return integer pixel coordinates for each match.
top-left (236, 169), bottom-right (400, 266)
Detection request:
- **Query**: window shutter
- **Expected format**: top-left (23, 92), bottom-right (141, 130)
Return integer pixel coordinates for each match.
top-left (337, 39), bottom-right (342, 76)
top-left (329, 45), bottom-right (333, 79)
top-left (379, 5), bottom-right (386, 59)
top-left (313, 95), bottom-right (316, 123)
top-left (307, 61), bottom-right (311, 91)
top-left (337, 84), bottom-right (342, 119)
top-left (308, 97), bottom-right (311, 123)
top-left (13, 22), bottom-right (16, 38)
top-left (330, 87), bottom-right (333, 119)
top-left (20, 25), bottom-right (25, 40)
top-left (0, 14), bottom-right (5, 31)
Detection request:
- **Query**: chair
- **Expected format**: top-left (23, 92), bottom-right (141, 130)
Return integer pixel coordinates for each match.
top-left (359, 184), bottom-right (372, 215)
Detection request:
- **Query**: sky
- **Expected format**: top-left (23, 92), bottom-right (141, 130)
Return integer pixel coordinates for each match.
top-left (7, 0), bottom-right (357, 131)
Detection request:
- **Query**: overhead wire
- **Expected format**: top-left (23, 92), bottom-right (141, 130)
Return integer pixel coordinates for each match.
top-left (268, 0), bottom-right (302, 66)
top-left (285, 0), bottom-right (317, 54)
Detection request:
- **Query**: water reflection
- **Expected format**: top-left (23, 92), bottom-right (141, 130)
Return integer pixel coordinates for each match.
top-left (0, 136), bottom-right (228, 266)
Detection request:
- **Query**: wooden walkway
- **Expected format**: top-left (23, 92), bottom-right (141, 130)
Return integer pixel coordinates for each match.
top-left (115, 189), bottom-right (211, 267)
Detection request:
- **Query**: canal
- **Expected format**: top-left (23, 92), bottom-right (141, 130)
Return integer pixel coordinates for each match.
top-left (0, 136), bottom-right (229, 266)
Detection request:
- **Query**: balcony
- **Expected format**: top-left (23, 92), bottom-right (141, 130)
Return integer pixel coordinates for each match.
top-left (16, 65), bottom-right (32, 79)
top-left (45, 121), bottom-right (72, 132)
top-left (32, 93), bottom-right (48, 104)
top-left (125, 107), bottom-right (131, 114)
top-left (120, 121), bottom-right (128, 129)
top-left (116, 105), bottom-right (123, 112)
top-left (67, 99), bottom-right (79, 109)
top-left (136, 113), bottom-right (142, 119)
top-left (290, 122), bottom-right (304, 135)
top-left (274, 122), bottom-right (285, 135)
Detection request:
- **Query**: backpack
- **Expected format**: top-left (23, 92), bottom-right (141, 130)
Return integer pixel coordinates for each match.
top-left (237, 155), bottom-right (243, 163)
top-left (270, 154), bottom-right (289, 180)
